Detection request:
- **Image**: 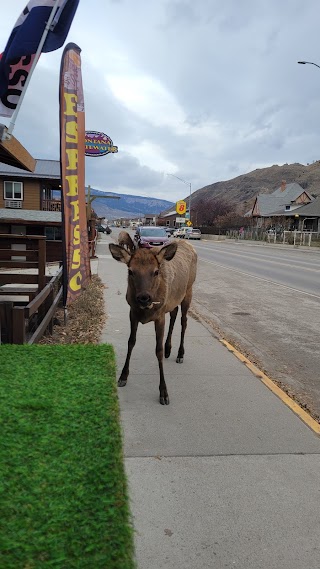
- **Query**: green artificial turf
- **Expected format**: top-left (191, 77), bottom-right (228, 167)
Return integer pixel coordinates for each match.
top-left (0, 344), bottom-right (135, 569)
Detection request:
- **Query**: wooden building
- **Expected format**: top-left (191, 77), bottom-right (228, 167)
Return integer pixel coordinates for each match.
top-left (0, 159), bottom-right (62, 262)
top-left (248, 181), bottom-right (320, 231)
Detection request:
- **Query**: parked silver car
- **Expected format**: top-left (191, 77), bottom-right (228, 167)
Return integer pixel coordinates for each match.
top-left (185, 228), bottom-right (201, 240)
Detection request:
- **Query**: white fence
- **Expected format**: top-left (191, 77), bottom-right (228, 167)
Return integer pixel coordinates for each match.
top-left (268, 231), bottom-right (318, 247)
top-left (228, 229), bottom-right (320, 247)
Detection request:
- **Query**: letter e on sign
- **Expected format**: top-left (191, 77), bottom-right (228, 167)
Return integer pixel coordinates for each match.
top-left (176, 200), bottom-right (187, 214)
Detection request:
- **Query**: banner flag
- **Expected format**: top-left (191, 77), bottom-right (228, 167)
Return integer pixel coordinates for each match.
top-left (0, 54), bottom-right (36, 118)
top-left (59, 42), bottom-right (90, 306)
top-left (0, 0), bottom-right (79, 118)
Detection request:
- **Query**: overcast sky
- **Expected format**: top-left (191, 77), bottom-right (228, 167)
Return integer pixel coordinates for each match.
top-left (1, 0), bottom-right (320, 202)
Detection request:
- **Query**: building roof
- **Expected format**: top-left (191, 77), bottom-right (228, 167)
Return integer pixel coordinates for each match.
top-left (272, 182), bottom-right (312, 202)
top-left (0, 124), bottom-right (36, 171)
top-left (0, 209), bottom-right (61, 223)
top-left (0, 158), bottom-right (60, 180)
top-left (253, 195), bottom-right (291, 216)
top-left (289, 196), bottom-right (320, 216)
top-left (161, 209), bottom-right (176, 218)
top-left (250, 182), bottom-right (315, 217)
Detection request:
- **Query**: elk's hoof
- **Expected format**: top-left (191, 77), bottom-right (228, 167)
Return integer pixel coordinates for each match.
top-left (165, 346), bottom-right (171, 358)
top-left (160, 394), bottom-right (170, 405)
top-left (118, 378), bottom-right (127, 387)
top-left (176, 356), bottom-right (184, 363)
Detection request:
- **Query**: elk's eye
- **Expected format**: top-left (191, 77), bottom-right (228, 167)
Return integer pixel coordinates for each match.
top-left (154, 270), bottom-right (159, 277)
top-left (128, 269), bottom-right (134, 277)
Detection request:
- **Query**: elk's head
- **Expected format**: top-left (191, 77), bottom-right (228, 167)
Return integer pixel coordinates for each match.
top-left (109, 233), bottom-right (178, 309)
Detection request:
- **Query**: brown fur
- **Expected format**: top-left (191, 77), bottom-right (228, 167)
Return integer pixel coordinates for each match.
top-left (109, 232), bottom-right (197, 404)
top-left (118, 230), bottom-right (136, 254)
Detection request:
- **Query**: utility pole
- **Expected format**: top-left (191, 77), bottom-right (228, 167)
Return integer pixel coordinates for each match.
top-left (86, 184), bottom-right (120, 221)
top-left (167, 174), bottom-right (192, 224)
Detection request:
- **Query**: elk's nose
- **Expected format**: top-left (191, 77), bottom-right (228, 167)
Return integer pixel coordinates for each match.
top-left (136, 293), bottom-right (151, 307)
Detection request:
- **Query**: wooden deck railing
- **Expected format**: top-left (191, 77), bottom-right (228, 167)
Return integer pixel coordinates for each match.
top-left (0, 234), bottom-right (46, 295)
top-left (42, 199), bottom-right (62, 211)
top-left (0, 235), bottom-right (63, 344)
top-left (0, 267), bottom-right (62, 344)
top-left (9, 267), bottom-right (63, 344)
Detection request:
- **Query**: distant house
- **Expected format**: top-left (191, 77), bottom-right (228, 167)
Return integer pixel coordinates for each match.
top-left (143, 213), bottom-right (159, 226)
top-left (158, 209), bottom-right (177, 227)
top-left (289, 196), bottom-right (320, 232)
top-left (0, 159), bottom-right (62, 261)
top-left (248, 181), bottom-right (319, 231)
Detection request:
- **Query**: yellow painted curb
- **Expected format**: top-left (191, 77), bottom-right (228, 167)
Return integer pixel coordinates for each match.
top-left (221, 339), bottom-right (320, 435)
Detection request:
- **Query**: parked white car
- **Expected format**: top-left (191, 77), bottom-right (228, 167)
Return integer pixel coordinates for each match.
top-left (175, 227), bottom-right (190, 238)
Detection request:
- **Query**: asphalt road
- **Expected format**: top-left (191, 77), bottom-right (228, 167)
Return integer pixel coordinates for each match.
top-left (193, 239), bottom-right (320, 296)
top-left (110, 228), bottom-right (320, 421)
top-left (190, 238), bottom-right (320, 420)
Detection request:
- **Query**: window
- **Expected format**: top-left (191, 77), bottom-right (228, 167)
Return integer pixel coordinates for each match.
top-left (44, 226), bottom-right (62, 241)
top-left (285, 205), bottom-right (290, 211)
top-left (4, 181), bottom-right (23, 200)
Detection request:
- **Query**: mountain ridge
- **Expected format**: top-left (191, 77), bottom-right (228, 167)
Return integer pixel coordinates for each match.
top-left (88, 188), bottom-right (174, 220)
top-left (188, 161), bottom-right (320, 214)
top-left (89, 161), bottom-right (320, 219)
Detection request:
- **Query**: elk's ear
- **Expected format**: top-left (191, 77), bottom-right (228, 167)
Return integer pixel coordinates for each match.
top-left (156, 241), bottom-right (177, 263)
top-left (109, 243), bottom-right (131, 264)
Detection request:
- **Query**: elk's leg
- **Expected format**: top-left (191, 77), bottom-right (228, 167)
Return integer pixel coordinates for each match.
top-left (118, 310), bottom-right (138, 387)
top-left (165, 306), bottom-right (178, 358)
top-left (176, 289), bottom-right (192, 363)
top-left (155, 316), bottom-right (169, 405)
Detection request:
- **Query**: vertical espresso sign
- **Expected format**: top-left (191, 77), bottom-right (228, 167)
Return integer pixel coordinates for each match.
top-left (59, 43), bottom-right (90, 305)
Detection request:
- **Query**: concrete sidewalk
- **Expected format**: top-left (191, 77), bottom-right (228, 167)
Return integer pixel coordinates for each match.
top-left (97, 235), bottom-right (320, 569)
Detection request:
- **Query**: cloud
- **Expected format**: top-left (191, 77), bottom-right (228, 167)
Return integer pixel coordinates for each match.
top-left (1, 0), bottom-right (320, 202)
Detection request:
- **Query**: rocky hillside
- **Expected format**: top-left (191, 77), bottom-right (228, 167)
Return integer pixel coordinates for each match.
top-left (187, 161), bottom-right (320, 214)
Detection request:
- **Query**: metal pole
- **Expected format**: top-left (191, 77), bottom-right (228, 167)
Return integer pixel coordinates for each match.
top-left (2, 1), bottom-right (61, 141)
top-left (166, 173), bottom-right (192, 223)
top-left (86, 184), bottom-right (91, 221)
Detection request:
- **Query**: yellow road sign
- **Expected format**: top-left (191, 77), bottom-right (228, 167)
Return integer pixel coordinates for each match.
top-left (176, 200), bottom-right (187, 215)
top-left (186, 220), bottom-right (192, 226)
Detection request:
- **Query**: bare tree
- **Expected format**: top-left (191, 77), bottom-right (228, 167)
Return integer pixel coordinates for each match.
top-left (193, 197), bottom-right (232, 226)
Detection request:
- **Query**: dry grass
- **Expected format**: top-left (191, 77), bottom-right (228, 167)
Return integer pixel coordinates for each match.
top-left (40, 274), bottom-right (106, 345)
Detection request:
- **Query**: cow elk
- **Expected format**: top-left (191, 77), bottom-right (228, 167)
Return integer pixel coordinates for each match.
top-left (109, 232), bottom-right (197, 405)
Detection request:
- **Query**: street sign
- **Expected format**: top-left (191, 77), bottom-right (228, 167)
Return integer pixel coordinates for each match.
top-left (85, 131), bottom-right (118, 157)
top-left (176, 200), bottom-right (187, 215)
top-left (186, 220), bottom-right (192, 227)
top-left (185, 211), bottom-right (190, 219)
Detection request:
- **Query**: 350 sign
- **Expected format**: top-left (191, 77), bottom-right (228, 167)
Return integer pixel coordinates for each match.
top-left (176, 200), bottom-right (187, 215)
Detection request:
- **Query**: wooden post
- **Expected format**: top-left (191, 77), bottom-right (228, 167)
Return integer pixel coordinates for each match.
top-left (47, 288), bottom-right (54, 335)
top-left (12, 306), bottom-right (26, 344)
top-left (38, 238), bottom-right (46, 290)
top-left (0, 302), bottom-right (13, 344)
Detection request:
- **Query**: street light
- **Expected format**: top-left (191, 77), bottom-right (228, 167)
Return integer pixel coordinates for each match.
top-left (298, 61), bottom-right (320, 70)
top-left (167, 173), bottom-right (192, 223)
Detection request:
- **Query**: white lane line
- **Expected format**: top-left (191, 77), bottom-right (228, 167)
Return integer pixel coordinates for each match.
top-left (195, 244), bottom-right (320, 272)
top-left (199, 257), bottom-right (320, 300)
